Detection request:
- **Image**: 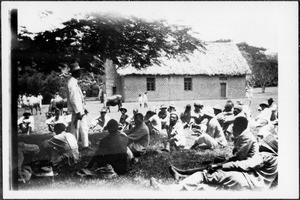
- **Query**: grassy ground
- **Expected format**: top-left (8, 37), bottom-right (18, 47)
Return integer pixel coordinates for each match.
top-left (17, 87), bottom-right (277, 191)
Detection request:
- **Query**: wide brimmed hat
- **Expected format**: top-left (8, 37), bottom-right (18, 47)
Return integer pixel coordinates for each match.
top-left (23, 112), bottom-right (32, 117)
top-left (160, 104), bottom-right (167, 109)
top-left (34, 166), bottom-right (58, 177)
top-left (203, 106), bottom-right (215, 118)
top-left (69, 62), bottom-right (82, 73)
top-left (213, 104), bottom-right (223, 111)
top-left (233, 105), bottom-right (243, 112)
top-left (170, 112), bottom-right (179, 119)
top-left (119, 108), bottom-right (127, 113)
top-left (260, 134), bottom-right (278, 155)
top-left (194, 101), bottom-right (203, 107)
top-left (169, 102), bottom-right (175, 108)
top-left (259, 101), bottom-right (269, 107)
top-left (105, 119), bottom-right (120, 132)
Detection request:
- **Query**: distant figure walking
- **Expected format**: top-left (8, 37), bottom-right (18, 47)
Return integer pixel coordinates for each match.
top-left (143, 92), bottom-right (148, 108)
top-left (138, 94), bottom-right (143, 107)
top-left (37, 93), bottom-right (43, 107)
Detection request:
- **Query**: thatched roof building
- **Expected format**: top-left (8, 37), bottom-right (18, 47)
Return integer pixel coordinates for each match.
top-left (117, 42), bottom-right (251, 76)
top-left (105, 42), bottom-right (251, 102)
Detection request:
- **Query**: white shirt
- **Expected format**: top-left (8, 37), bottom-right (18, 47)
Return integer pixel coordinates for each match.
top-left (67, 77), bottom-right (85, 115)
top-left (18, 116), bottom-right (35, 130)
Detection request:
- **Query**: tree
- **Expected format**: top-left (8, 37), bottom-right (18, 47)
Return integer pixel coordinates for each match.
top-left (237, 42), bottom-right (278, 93)
top-left (16, 12), bottom-right (206, 98)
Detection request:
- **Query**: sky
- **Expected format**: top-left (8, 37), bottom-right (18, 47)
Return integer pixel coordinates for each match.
top-left (4, 1), bottom-right (293, 53)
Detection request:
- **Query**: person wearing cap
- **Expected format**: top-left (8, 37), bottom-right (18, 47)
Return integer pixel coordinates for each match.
top-left (222, 104), bottom-right (246, 139)
top-left (144, 108), bottom-right (162, 135)
top-left (119, 108), bottom-right (129, 130)
top-left (151, 134), bottom-right (277, 191)
top-left (90, 107), bottom-right (112, 132)
top-left (158, 104), bottom-right (170, 129)
top-left (190, 101), bottom-right (204, 124)
top-left (167, 102), bottom-right (177, 113)
top-left (268, 98), bottom-right (277, 121)
top-left (18, 112), bottom-right (35, 134)
top-left (85, 119), bottom-right (131, 175)
top-left (190, 106), bottom-right (227, 150)
top-left (125, 113), bottom-right (150, 157)
top-left (40, 123), bottom-right (80, 167)
top-left (162, 112), bottom-right (186, 152)
top-left (66, 62), bottom-right (90, 150)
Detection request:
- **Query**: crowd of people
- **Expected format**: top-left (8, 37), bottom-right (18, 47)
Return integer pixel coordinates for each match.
top-left (17, 62), bottom-right (278, 191)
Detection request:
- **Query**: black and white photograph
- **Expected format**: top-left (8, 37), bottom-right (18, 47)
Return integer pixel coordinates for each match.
top-left (1, 1), bottom-right (298, 199)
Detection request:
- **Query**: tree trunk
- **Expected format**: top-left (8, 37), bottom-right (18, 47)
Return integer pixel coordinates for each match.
top-left (261, 84), bottom-right (266, 93)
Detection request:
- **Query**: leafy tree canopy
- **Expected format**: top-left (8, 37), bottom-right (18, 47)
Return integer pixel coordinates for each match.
top-left (17, 12), bottom-right (206, 75)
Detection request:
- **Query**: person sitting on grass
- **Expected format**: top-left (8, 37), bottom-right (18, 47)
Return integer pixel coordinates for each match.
top-left (40, 123), bottom-right (80, 167)
top-left (150, 134), bottom-right (277, 191)
top-left (144, 107), bottom-right (162, 135)
top-left (124, 113), bottom-right (150, 159)
top-left (18, 112), bottom-right (35, 135)
top-left (190, 106), bottom-right (227, 150)
top-left (180, 104), bottom-right (192, 128)
top-left (126, 108), bottom-right (139, 130)
top-left (168, 116), bottom-right (259, 178)
top-left (85, 119), bottom-right (132, 175)
top-left (222, 105), bottom-right (246, 139)
top-left (162, 112), bottom-right (186, 152)
top-left (17, 142), bottom-right (40, 183)
top-left (90, 107), bottom-right (111, 132)
top-left (158, 104), bottom-right (170, 130)
top-left (119, 108), bottom-right (129, 130)
top-left (46, 108), bottom-right (68, 133)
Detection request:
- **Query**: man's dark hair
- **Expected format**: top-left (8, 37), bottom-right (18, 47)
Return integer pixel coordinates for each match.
top-left (54, 123), bottom-right (66, 134)
top-left (233, 116), bottom-right (248, 133)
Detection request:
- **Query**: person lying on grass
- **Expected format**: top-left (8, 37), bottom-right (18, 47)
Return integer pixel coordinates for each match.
top-left (161, 112), bottom-right (186, 152)
top-left (40, 123), bottom-right (80, 167)
top-left (168, 116), bottom-right (259, 178)
top-left (190, 106), bottom-right (227, 150)
top-left (150, 134), bottom-right (277, 191)
top-left (85, 119), bottom-right (132, 175)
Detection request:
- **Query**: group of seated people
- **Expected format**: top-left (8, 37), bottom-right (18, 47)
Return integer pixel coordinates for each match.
top-left (18, 97), bottom-right (278, 191)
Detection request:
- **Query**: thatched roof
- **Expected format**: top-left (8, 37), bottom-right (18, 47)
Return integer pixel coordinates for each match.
top-left (117, 42), bottom-right (251, 76)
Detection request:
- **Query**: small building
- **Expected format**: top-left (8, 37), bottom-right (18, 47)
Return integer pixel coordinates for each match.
top-left (104, 42), bottom-right (251, 102)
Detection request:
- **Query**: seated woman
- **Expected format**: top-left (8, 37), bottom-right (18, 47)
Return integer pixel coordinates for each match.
top-left (18, 112), bottom-right (35, 134)
top-left (86, 119), bottom-right (131, 175)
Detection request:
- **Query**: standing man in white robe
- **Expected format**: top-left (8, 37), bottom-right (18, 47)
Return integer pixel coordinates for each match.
top-left (66, 62), bottom-right (91, 150)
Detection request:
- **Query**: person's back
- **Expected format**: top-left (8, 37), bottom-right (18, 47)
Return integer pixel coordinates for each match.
top-left (87, 119), bottom-right (131, 174)
top-left (206, 117), bottom-right (227, 147)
